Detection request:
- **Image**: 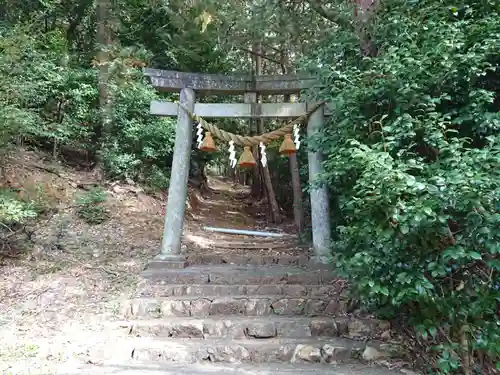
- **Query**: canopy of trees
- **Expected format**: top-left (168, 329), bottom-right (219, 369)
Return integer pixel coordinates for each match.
top-left (0, 0), bottom-right (498, 373)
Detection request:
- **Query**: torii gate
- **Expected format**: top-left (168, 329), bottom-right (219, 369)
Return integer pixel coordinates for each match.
top-left (144, 68), bottom-right (332, 268)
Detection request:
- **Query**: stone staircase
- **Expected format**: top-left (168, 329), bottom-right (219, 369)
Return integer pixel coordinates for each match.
top-left (76, 236), bottom-right (407, 374)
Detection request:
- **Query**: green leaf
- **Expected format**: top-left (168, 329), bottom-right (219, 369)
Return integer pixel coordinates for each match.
top-left (468, 251), bottom-right (482, 260)
top-left (406, 176), bottom-right (416, 186)
top-left (423, 207), bottom-right (433, 216)
top-left (380, 286), bottom-right (390, 296)
top-left (428, 326), bottom-right (437, 338)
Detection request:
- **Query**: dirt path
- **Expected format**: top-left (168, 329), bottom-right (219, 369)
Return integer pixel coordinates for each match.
top-left (0, 159), bottom-right (292, 374)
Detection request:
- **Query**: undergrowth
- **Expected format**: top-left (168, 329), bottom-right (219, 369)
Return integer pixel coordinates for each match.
top-left (76, 187), bottom-right (109, 225)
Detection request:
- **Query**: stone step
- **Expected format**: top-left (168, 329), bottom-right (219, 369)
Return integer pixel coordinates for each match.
top-left (60, 360), bottom-right (408, 375)
top-left (113, 316), bottom-right (349, 339)
top-left (123, 337), bottom-right (399, 364)
top-left (183, 236), bottom-right (302, 250)
top-left (135, 284), bottom-right (344, 299)
top-left (184, 253), bottom-right (310, 266)
top-left (141, 265), bottom-right (337, 285)
top-left (122, 295), bottom-right (344, 318)
top-left (122, 337), bottom-right (375, 364)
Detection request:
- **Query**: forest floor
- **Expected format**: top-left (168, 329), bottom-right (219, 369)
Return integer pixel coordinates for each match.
top-left (0, 149), bottom-right (295, 374)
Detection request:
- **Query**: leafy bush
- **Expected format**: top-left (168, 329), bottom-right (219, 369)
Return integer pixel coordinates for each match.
top-left (143, 165), bottom-right (170, 192)
top-left (0, 188), bottom-right (38, 254)
top-left (0, 189), bottom-right (38, 225)
top-left (305, 0), bottom-right (500, 372)
top-left (76, 187), bottom-right (109, 225)
top-left (100, 78), bottom-right (176, 183)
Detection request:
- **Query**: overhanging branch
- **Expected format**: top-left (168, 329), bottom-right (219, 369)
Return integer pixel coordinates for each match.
top-left (306, 0), bottom-right (352, 30)
top-left (239, 47), bottom-right (282, 66)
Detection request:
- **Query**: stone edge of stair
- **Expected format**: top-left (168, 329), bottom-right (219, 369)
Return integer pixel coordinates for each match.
top-left (120, 295), bottom-right (347, 318)
top-left (184, 254), bottom-right (311, 266)
top-left (134, 284), bottom-right (346, 299)
top-left (140, 265), bottom-right (337, 285)
top-left (117, 337), bottom-right (399, 364)
top-left (111, 315), bottom-right (391, 342)
top-left (62, 360), bottom-right (413, 375)
top-left (111, 315), bottom-right (349, 339)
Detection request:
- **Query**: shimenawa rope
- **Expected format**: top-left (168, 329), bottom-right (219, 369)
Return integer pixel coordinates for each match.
top-left (176, 101), bottom-right (325, 147)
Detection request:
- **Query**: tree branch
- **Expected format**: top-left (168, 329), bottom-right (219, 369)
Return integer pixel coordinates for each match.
top-left (239, 47), bottom-right (282, 66)
top-left (306, 0), bottom-right (352, 30)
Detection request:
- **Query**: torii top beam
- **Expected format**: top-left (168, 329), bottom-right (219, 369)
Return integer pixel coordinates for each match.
top-left (143, 68), bottom-right (318, 95)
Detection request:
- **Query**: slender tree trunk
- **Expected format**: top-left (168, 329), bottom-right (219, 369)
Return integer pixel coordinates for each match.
top-left (249, 45), bottom-right (263, 200)
top-left (288, 152), bottom-right (304, 232)
top-left (280, 47), bottom-right (305, 233)
top-left (258, 117), bottom-right (281, 223)
top-left (259, 161), bottom-right (270, 205)
top-left (354, 0), bottom-right (378, 56)
top-left (97, 0), bottom-right (112, 180)
top-left (250, 148), bottom-right (263, 198)
top-left (255, 44), bottom-right (281, 223)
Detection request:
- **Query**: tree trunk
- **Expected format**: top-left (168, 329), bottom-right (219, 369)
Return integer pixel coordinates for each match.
top-left (258, 118), bottom-right (281, 223)
top-left (249, 45), bottom-right (263, 200)
top-left (289, 149), bottom-right (305, 233)
top-left (189, 157), bottom-right (209, 195)
top-left (354, 0), bottom-right (378, 57)
top-left (250, 147), bottom-right (263, 199)
top-left (255, 44), bottom-right (281, 223)
top-left (97, 0), bottom-right (112, 181)
top-left (232, 166), bottom-right (237, 183)
top-left (281, 51), bottom-right (305, 233)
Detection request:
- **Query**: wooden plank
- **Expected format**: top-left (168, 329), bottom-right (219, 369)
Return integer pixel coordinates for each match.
top-left (150, 101), bottom-right (334, 118)
top-left (144, 68), bottom-right (318, 95)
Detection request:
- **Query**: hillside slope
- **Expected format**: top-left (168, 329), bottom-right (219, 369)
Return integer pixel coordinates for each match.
top-left (0, 149), bottom-right (299, 374)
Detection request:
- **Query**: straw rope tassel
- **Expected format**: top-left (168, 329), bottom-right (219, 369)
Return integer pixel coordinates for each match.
top-left (279, 133), bottom-right (296, 155)
top-left (238, 146), bottom-right (256, 168)
top-left (200, 131), bottom-right (216, 152)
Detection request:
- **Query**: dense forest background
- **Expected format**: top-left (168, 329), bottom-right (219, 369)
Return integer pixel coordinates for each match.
top-left (0, 0), bottom-right (498, 373)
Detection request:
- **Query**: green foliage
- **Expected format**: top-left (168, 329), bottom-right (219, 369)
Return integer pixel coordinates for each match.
top-left (304, 0), bottom-right (500, 372)
top-left (22, 185), bottom-right (54, 215)
top-left (76, 187), bottom-right (109, 225)
top-left (266, 143), bottom-right (309, 213)
top-left (0, 187), bottom-right (41, 256)
top-left (0, 189), bottom-right (38, 225)
top-left (100, 71), bottom-right (176, 182)
top-left (0, 0), bottom-right (236, 189)
top-left (142, 165), bottom-right (171, 192)
top-left (0, 20), bottom-right (177, 185)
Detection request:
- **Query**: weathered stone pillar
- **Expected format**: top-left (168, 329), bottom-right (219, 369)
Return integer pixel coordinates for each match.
top-left (153, 88), bottom-right (195, 267)
top-left (307, 104), bottom-right (331, 263)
